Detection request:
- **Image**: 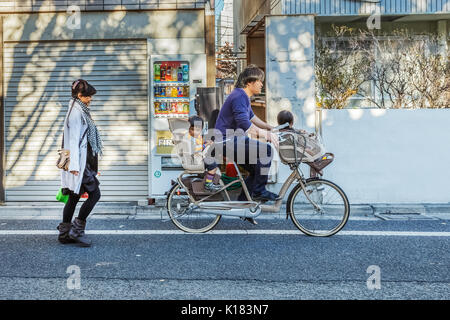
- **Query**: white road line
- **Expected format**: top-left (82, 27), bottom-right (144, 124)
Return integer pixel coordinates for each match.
top-left (0, 215), bottom-right (382, 221)
top-left (1, 214), bottom-right (450, 221)
top-left (0, 230), bottom-right (449, 237)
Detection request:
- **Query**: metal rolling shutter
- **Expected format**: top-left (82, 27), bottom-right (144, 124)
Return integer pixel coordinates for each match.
top-left (3, 40), bottom-right (148, 202)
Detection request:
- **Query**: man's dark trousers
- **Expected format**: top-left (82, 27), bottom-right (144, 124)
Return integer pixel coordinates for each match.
top-left (221, 136), bottom-right (273, 196)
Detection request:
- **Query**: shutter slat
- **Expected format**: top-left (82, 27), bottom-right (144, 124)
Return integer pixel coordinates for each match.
top-left (4, 40), bottom-right (149, 202)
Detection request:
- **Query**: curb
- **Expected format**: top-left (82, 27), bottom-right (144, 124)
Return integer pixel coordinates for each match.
top-left (1, 202), bottom-right (450, 219)
top-left (0, 202), bottom-right (163, 217)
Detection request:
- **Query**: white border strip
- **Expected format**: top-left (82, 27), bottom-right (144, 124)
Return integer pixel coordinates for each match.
top-left (0, 230), bottom-right (449, 237)
top-left (0, 215), bottom-right (381, 221)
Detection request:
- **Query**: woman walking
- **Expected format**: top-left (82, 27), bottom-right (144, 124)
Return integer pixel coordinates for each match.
top-left (57, 79), bottom-right (103, 247)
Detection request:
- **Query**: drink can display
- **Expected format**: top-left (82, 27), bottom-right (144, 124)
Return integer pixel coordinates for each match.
top-left (182, 64), bottom-right (189, 82)
top-left (172, 64), bottom-right (178, 81)
top-left (160, 102), bottom-right (167, 113)
top-left (160, 65), bottom-right (166, 81)
top-left (154, 64), bottom-right (160, 81)
top-left (171, 87), bottom-right (178, 97)
top-left (166, 66), bottom-right (172, 81)
top-left (153, 62), bottom-right (192, 118)
top-left (177, 102), bottom-right (184, 113)
top-left (177, 67), bottom-right (183, 81)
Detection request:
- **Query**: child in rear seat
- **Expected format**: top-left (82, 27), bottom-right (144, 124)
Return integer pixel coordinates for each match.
top-left (185, 115), bottom-right (221, 192)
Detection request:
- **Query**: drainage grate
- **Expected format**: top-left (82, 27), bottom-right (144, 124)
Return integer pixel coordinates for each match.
top-left (375, 212), bottom-right (438, 221)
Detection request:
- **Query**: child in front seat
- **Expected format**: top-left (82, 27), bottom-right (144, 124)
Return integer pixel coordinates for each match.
top-left (277, 110), bottom-right (333, 176)
top-left (277, 110), bottom-right (308, 135)
top-left (185, 115), bottom-right (221, 192)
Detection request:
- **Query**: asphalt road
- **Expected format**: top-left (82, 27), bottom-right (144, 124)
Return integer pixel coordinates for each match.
top-left (0, 215), bottom-right (449, 300)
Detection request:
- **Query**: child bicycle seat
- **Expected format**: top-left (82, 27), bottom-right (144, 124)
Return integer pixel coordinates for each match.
top-left (168, 118), bottom-right (205, 172)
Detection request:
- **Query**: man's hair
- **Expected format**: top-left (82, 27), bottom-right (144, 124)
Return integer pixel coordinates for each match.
top-left (188, 115), bottom-right (204, 129)
top-left (72, 79), bottom-right (97, 98)
top-left (235, 64), bottom-right (265, 89)
top-left (277, 110), bottom-right (294, 126)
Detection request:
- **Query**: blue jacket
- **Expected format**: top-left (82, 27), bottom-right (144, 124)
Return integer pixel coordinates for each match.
top-left (215, 88), bottom-right (255, 138)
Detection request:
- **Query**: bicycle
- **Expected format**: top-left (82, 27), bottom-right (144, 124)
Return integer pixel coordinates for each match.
top-left (166, 120), bottom-right (350, 236)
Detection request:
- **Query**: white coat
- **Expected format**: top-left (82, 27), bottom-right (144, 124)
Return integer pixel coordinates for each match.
top-left (60, 99), bottom-right (88, 194)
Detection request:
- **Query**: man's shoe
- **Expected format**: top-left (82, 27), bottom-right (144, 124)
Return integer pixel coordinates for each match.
top-left (237, 192), bottom-right (249, 201)
top-left (252, 190), bottom-right (279, 202)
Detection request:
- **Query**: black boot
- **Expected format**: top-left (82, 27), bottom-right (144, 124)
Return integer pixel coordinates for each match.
top-left (69, 218), bottom-right (92, 247)
top-left (57, 222), bottom-right (76, 244)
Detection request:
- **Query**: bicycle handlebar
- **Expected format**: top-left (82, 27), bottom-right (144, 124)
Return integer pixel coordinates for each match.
top-left (271, 123), bottom-right (289, 132)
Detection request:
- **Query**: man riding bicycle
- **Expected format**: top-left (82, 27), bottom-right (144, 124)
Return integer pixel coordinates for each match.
top-left (214, 65), bottom-right (280, 211)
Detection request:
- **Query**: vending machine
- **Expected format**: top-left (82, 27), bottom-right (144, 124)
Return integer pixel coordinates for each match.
top-left (149, 53), bottom-right (207, 198)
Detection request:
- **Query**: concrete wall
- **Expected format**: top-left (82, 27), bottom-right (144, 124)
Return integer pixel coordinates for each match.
top-left (268, 109), bottom-right (450, 205)
top-left (318, 109), bottom-right (450, 204)
top-left (0, 0), bottom-right (207, 12)
top-left (3, 10), bottom-right (205, 43)
top-left (265, 15), bottom-right (315, 128)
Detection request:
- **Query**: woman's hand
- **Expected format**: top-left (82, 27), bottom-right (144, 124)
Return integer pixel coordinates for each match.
top-left (70, 171), bottom-right (79, 176)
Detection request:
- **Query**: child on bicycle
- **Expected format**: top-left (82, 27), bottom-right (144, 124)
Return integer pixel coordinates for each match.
top-left (277, 110), bottom-right (333, 176)
top-left (276, 110), bottom-right (308, 135)
top-left (185, 115), bottom-right (221, 192)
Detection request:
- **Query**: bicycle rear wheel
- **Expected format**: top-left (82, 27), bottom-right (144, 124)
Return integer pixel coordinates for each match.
top-left (287, 179), bottom-right (350, 237)
top-left (167, 183), bottom-right (221, 233)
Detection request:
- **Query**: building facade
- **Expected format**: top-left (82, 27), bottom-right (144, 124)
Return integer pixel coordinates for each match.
top-left (0, 0), bottom-right (216, 202)
top-left (234, 0), bottom-right (450, 204)
top-left (216, 0), bottom-right (234, 48)
top-left (234, 0), bottom-right (449, 122)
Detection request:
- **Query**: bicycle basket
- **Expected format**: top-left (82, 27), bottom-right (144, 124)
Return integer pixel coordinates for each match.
top-left (278, 131), bottom-right (326, 164)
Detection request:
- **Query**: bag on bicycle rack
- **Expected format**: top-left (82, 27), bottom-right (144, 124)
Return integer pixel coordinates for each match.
top-left (278, 131), bottom-right (326, 164)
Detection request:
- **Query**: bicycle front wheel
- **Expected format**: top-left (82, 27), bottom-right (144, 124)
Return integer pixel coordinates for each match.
top-left (287, 179), bottom-right (350, 237)
top-left (167, 183), bottom-right (221, 233)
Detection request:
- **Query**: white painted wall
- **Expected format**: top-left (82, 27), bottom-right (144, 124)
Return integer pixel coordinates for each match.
top-left (268, 109), bottom-right (450, 204)
top-left (264, 14), bottom-right (450, 205)
top-left (265, 15), bottom-right (316, 128)
top-left (310, 109), bottom-right (450, 204)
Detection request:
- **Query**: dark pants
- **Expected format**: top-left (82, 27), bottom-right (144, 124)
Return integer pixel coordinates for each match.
top-left (63, 186), bottom-right (101, 223)
top-left (221, 136), bottom-right (273, 196)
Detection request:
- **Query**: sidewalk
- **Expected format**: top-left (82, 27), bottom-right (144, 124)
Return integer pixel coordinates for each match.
top-left (1, 201), bottom-right (450, 219)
